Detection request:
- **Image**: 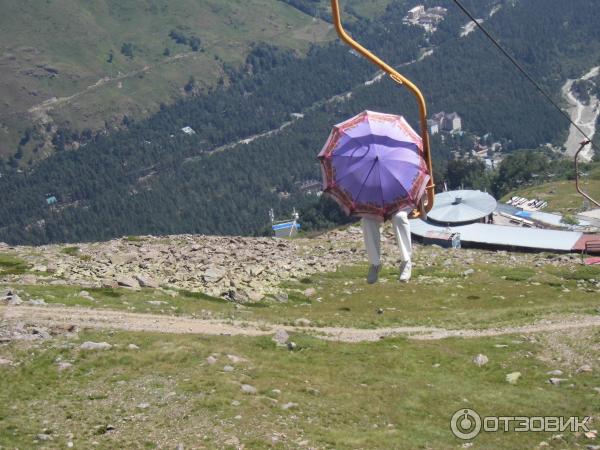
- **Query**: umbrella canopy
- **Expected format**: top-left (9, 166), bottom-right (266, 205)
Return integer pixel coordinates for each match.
top-left (318, 110), bottom-right (430, 221)
top-left (428, 190), bottom-right (497, 224)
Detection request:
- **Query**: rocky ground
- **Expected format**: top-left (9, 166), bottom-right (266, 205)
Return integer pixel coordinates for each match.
top-left (0, 224), bottom-right (586, 303)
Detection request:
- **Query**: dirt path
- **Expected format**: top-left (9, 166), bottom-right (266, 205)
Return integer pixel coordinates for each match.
top-left (562, 66), bottom-right (600, 161)
top-left (3, 304), bottom-right (600, 343)
top-left (27, 52), bottom-right (200, 116)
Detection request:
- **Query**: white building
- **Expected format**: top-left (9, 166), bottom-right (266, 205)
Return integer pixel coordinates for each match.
top-left (427, 119), bottom-right (439, 135)
top-left (429, 112), bottom-right (462, 134)
top-left (181, 126), bottom-right (195, 135)
top-left (407, 5), bottom-right (425, 20)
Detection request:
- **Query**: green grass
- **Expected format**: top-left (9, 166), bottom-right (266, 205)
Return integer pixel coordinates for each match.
top-left (0, 328), bottom-right (598, 449)
top-left (61, 246), bottom-right (81, 256)
top-left (501, 173), bottom-right (600, 214)
top-left (0, 253), bottom-right (29, 276)
top-left (8, 284), bottom-right (236, 318)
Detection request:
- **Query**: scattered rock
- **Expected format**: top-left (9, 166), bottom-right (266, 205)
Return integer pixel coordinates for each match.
top-left (577, 365), bottom-right (593, 373)
top-left (376, 308), bottom-right (384, 315)
top-left (473, 354), bottom-right (489, 367)
top-left (57, 362), bottom-right (73, 371)
top-left (303, 288), bottom-right (316, 298)
top-left (146, 300), bottom-right (167, 306)
top-left (21, 274), bottom-right (37, 284)
top-left (203, 267), bottom-right (226, 283)
top-left (1, 291), bottom-right (22, 305)
top-left (0, 358), bottom-right (14, 366)
top-left (116, 276), bottom-right (140, 290)
top-left (547, 370), bottom-right (563, 376)
top-left (245, 265), bottom-right (264, 276)
top-left (282, 402), bottom-right (298, 410)
top-left (206, 355), bottom-right (217, 365)
top-left (136, 402), bottom-right (150, 409)
top-left (101, 279), bottom-right (118, 289)
top-left (135, 274), bottom-right (160, 289)
top-left (223, 365), bottom-right (234, 373)
top-left (273, 329), bottom-right (289, 346)
top-left (506, 372), bottom-right (521, 385)
top-left (227, 354), bottom-right (247, 364)
top-left (463, 269), bottom-right (475, 276)
top-left (274, 292), bottom-right (289, 303)
top-left (127, 344), bottom-right (140, 350)
top-left (294, 318), bottom-right (311, 327)
top-left (28, 298), bottom-right (46, 305)
top-left (36, 433), bottom-right (52, 441)
top-left (79, 341), bottom-right (112, 351)
top-left (585, 430), bottom-right (598, 439)
top-left (287, 341), bottom-right (297, 351)
top-left (240, 384), bottom-right (257, 394)
top-left (548, 378), bottom-right (567, 385)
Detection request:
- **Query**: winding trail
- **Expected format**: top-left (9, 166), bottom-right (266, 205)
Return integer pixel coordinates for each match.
top-left (3, 304), bottom-right (600, 343)
top-left (27, 52), bottom-right (201, 116)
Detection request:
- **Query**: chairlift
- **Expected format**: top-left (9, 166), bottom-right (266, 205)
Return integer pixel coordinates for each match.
top-left (330, 0), bottom-right (435, 218)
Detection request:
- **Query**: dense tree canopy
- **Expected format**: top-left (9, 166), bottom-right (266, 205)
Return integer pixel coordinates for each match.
top-left (1, 0), bottom-right (599, 244)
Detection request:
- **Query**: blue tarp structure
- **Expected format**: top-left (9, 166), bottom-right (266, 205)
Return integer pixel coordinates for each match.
top-left (272, 222), bottom-right (301, 231)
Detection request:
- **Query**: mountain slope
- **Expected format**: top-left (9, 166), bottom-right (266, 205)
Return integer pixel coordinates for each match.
top-left (1, 0), bottom-right (600, 245)
top-left (0, 0), bottom-right (334, 161)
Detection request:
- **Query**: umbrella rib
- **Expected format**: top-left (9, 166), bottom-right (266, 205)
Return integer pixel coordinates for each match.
top-left (354, 158), bottom-right (378, 206)
top-left (377, 160), bottom-right (385, 211)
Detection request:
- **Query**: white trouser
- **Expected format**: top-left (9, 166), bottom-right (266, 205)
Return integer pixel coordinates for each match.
top-left (361, 211), bottom-right (411, 266)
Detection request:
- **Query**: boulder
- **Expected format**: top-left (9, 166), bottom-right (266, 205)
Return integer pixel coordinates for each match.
top-left (116, 276), bottom-right (140, 290)
top-left (240, 384), bottom-right (257, 394)
top-left (203, 267), bottom-right (226, 283)
top-left (273, 329), bottom-right (289, 346)
top-left (80, 341), bottom-right (112, 351)
top-left (135, 274), bottom-right (160, 289)
top-left (294, 318), bottom-right (311, 327)
top-left (473, 354), bottom-right (489, 367)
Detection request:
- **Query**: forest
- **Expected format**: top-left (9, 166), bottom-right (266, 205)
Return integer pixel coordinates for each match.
top-left (1, 0), bottom-right (599, 245)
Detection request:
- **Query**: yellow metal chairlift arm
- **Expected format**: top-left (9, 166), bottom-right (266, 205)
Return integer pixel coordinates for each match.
top-left (330, 0), bottom-right (435, 217)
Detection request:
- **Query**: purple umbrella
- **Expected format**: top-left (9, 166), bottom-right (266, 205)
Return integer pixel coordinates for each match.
top-left (318, 110), bottom-right (430, 220)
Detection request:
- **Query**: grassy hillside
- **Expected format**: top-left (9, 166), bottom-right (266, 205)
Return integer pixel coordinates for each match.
top-left (1, 234), bottom-right (599, 448)
top-left (501, 164), bottom-right (600, 214)
top-left (0, 0), bottom-right (335, 160)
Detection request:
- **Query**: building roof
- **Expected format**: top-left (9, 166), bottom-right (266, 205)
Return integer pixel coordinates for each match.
top-left (410, 219), bottom-right (583, 251)
top-left (428, 190), bottom-right (497, 224)
top-left (272, 221), bottom-right (301, 231)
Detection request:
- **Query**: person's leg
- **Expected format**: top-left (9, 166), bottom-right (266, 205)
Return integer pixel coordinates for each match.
top-left (391, 211), bottom-right (412, 281)
top-left (361, 217), bottom-right (381, 283)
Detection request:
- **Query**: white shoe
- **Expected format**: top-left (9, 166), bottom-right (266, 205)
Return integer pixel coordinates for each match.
top-left (399, 261), bottom-right (412, 282)
top-left (367, 264), bottom-right (381, 284)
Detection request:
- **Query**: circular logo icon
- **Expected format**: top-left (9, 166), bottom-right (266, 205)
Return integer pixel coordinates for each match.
top-left (450, 408), bottom-right (482, 440)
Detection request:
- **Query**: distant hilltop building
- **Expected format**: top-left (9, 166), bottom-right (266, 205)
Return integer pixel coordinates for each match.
top-left (181, 126), bottom-right (195, 135)
top-left (428, 111), bottom-right (462, 135)
top-left (404, 5), bottom-right (448, 33)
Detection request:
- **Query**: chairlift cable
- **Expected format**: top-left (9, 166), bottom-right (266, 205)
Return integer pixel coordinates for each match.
top-left (451, 0), bottom-right (598, 154)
